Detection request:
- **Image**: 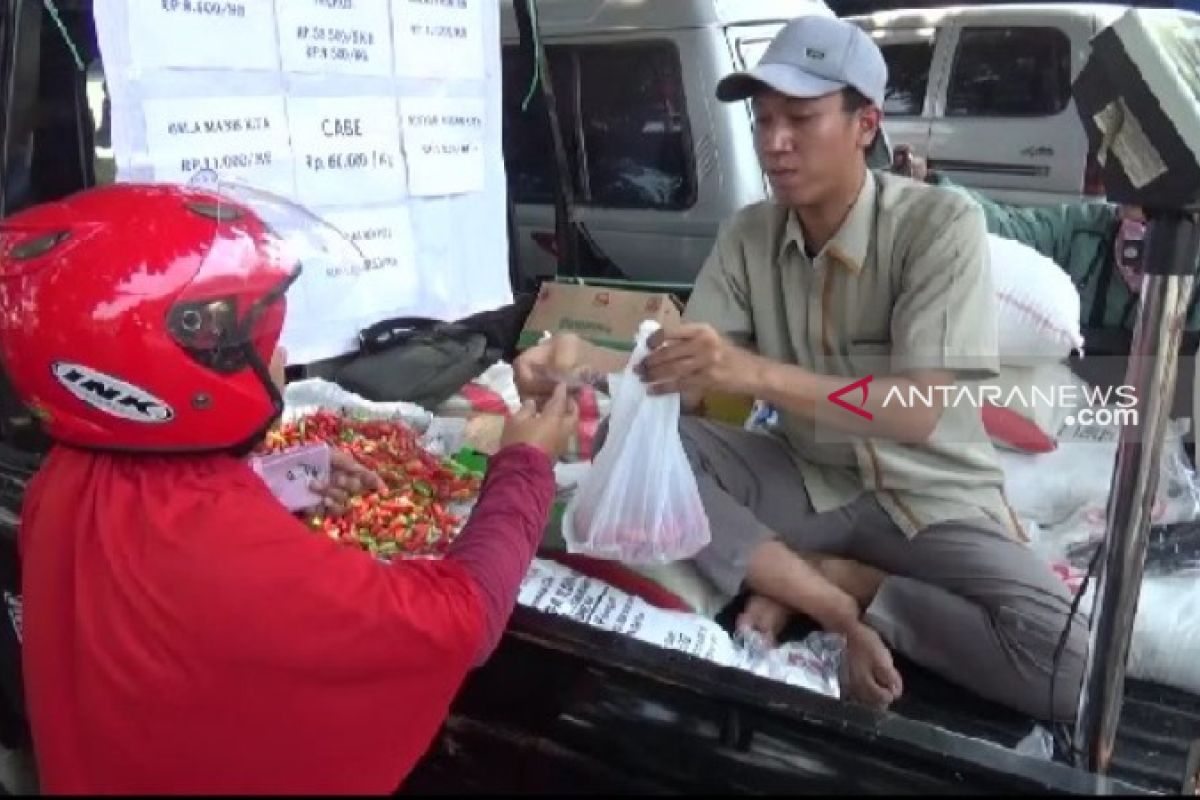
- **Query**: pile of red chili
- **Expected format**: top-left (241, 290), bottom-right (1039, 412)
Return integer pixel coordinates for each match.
top-left (258, 410), bottom-right (483, 559)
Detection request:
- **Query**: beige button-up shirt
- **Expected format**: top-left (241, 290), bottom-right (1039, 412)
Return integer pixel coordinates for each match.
top-left (685, 169), bottom-right (1023, 539)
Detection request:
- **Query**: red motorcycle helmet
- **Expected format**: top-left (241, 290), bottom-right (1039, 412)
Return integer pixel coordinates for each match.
top-left (0, 177), bottom-right (360, 453)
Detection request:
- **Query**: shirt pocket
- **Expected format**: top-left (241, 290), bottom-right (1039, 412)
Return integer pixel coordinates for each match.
top-left (848, 339), bottom-right (892, 377)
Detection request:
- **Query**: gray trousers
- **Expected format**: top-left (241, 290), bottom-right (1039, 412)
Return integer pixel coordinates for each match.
top-left (679, 417), bottom-right (1088, 722)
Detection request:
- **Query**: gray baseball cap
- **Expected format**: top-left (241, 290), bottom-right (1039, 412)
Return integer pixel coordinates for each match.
top-left (716, 15), bottom-right (888, 108)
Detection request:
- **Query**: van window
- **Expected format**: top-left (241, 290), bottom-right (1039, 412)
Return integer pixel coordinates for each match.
top-left (946, 27), bottom-right (1072, 117)
top-left (879, 42), bottom-right (934, 116)
top-left (576, 42), bottom-right (695, 209)
top-left (502, 41), bottom-right (697, 210)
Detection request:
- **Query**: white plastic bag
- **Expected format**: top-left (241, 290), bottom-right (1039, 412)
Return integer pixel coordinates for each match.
top-left (562, 320), bottom-right (712, 564)
top-left (1128, 574), bottom-right (1200, 694)
top-left (733, 628), bottom-right (843, 697)
top-left (998, 417), bottom-right (1200, 533)
top-left (1014, 725), bottom-right (1056, 760)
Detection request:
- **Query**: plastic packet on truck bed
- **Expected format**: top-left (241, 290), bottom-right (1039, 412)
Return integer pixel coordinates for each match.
top-left (562, 320), bottom-right (711, 564)
top-left (518, 558), bottom-right (840, 698)
top-left (1001, 416), bottom-right (1200, 572)
top-left (733, 628), bottom-right (842, 697)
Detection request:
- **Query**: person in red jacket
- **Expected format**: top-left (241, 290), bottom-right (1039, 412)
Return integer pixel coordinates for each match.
top-left (0, 180), bottom-right (575, 794)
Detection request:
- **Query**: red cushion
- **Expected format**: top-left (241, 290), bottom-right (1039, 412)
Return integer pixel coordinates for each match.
top-left (458, 383), bottom-right (510, 415)
top-left (540, 551), bottom-right (694, 613)
top-left (982, 404), bottom-right (1057, 454)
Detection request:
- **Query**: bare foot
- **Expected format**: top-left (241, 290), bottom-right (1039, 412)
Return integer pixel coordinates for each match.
top-left (736, 594), bottom-right (792, 647)
top-left (840, 625), bottom-right (903, 712)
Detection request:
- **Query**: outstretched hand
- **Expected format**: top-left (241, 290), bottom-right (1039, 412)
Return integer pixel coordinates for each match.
top-left (500, 382), bottom-right (579, 459)
top-left (311, 449), bottom-right (387, 515)
top-left (637, 323), bottom-right (759, 397)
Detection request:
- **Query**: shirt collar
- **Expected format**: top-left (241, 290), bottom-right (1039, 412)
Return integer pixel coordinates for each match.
top-left (780, 170), bottom-right (876, 274)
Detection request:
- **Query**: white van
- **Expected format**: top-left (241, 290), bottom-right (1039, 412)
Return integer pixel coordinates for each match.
top-left (499, 0), bottom-right (844, 286)
top-left (849, 3), bottom-right (1133, 208)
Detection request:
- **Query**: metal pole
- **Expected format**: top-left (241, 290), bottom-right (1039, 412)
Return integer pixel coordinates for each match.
top-left (1075, 211), bottom-right (1199, 774)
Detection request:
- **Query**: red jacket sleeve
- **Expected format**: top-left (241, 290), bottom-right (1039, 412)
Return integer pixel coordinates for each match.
top-left (200, 445), bottom-right (553, 682)
top-left (205, 507), bottom-right (487, 681)
top-left (445, 444), bottom-right (556, 665)
top-left (188, 503), bottom-right (489, 784)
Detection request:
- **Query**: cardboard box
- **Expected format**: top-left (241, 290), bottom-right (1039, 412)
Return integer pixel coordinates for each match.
top-left (518, 282), bottom-right (684, 352)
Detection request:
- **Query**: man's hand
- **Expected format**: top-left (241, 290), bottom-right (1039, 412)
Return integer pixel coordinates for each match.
top-left (500, 383), bottom-right (579, 459)
top-left (842, 624), bottom-right (903, 711)
top-left (638, 323), bottom-right (760, 397)
top-left (312, 449), bottom-right (388, 515)
top-left (514, 332), bottom-right (599, 404)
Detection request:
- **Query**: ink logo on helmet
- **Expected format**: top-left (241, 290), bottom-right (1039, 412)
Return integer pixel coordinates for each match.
top-left (51, 362), bottom-right (175, 424)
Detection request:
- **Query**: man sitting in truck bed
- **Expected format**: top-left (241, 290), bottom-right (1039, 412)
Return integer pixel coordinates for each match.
top-left (515, 15), bottom-right (1088, 720)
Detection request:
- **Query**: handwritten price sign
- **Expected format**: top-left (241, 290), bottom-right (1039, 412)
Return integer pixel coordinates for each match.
top-left (392, 0), bottom-right (484, 80)
top-left (276, 1), bottom-right (392, 76)
top-left (142, 96), bottom-right (293, 196)
top-left (400, 97), bottom-right (485, 196)
top-left (287, 96), bottom-right (407, 206)
top-left (304, 150), bottom-right (396, 172)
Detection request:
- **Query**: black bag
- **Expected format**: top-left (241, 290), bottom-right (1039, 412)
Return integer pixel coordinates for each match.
top-left (454, 290), bottom-right (538, 363)
top-left (333, 316), bottom-right (502, 409)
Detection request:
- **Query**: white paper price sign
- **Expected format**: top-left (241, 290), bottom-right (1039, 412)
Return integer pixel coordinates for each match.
top-left (392, 0), bottom-right (486, 80)
top-left (276, 0), bottom-right (393, 76)
top-left (400, 97), bottom-right (485, 197)
top-left (134, 0), bottom-right (279, 72)
top-left (288, 96), bottom-right (408, 207)
top-left (94, 0), bottom-right (512, 365)
top-left (315, 206), bottom-right (420, 318)
top-left (142, 95), bottom-right (294, 195)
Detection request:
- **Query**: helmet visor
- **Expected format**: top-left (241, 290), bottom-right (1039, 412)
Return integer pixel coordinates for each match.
top-left (168, 171), bottom-right (364, 375)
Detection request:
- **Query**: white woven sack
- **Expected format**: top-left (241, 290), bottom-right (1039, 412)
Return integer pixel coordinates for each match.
top-left (987, 234), bottom-right (1084, 366)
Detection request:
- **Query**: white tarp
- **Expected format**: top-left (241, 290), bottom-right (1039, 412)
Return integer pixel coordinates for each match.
top-left (93, 0), bottom-right (513, 365)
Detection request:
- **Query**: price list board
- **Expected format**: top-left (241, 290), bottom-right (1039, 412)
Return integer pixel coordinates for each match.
top-left (94, 0), bottom-right (511, 364)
